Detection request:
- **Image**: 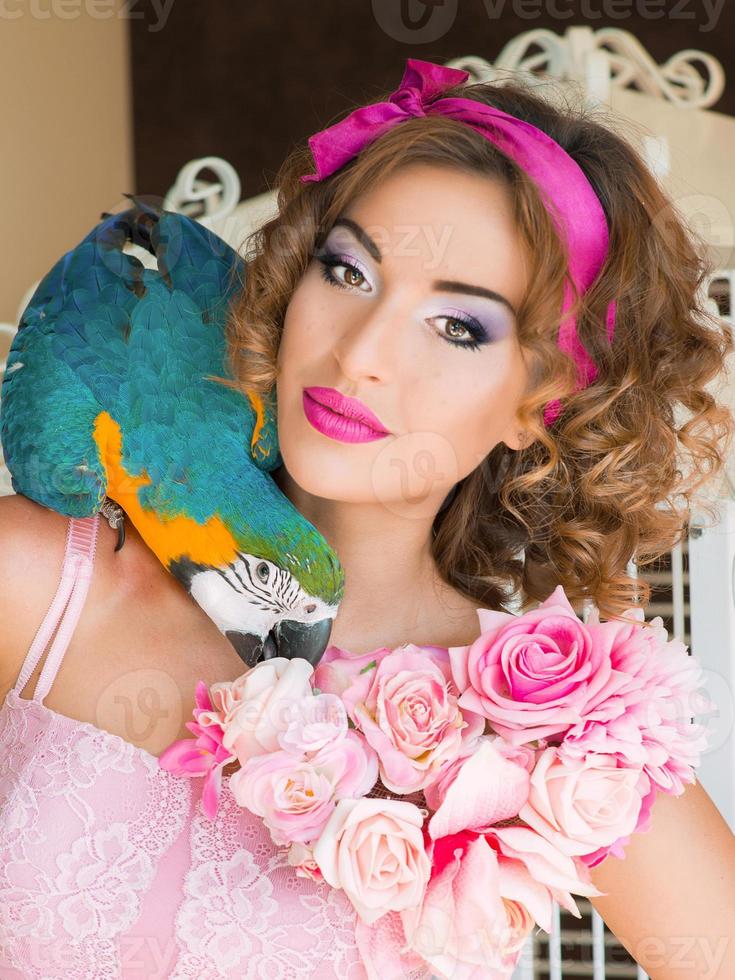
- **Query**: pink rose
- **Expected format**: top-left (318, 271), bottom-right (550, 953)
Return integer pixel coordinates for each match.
top-left (343, 644), bottom-right (485, 794)
top-left (400, 831), bottom-right (533, 979)
top-left (312, 797), bottom-right (431, 924)
top-left (449, 585), bottom-right (614, 747)
top-left (207, 673), bottom-right (249, 723)
top-left (230, 730), bottom-right (378, 845)
top-left (577, 782), bottom-right (661, 869)
top-left (277, 692), bottom-right (348, 755)
top-left (312, 644), bottom-right (393, 700)
top-left (519, 746), bottom-right (650, 863)
top-left (425, 737), bottom-right (531, 838)
top-left (492, 734), bottom-right (539, 774)
top-left (286, 841), bottom-right (324, 883)
top-left (216, 657), bottom-right (315, 764)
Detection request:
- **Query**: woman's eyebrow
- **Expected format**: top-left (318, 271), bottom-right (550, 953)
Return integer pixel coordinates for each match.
top-left (330, 216), bottom-right (518, 317)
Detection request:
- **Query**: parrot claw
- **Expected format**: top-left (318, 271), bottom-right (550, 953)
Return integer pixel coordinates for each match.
top-left (99, 497), bottom-right (126, 552)
top-left (114, 521), bottom-right (126, 552)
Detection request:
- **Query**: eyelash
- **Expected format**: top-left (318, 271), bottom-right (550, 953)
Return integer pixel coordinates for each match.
top-left (316, 254), bottom-right (489, 352)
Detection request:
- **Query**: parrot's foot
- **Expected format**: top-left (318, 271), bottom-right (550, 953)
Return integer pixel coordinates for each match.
top-left (99, 497), bottom-right (126, 552)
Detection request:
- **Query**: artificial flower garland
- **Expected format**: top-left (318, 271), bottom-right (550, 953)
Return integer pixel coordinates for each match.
top-left (159, 584), bottom-right (712, 979)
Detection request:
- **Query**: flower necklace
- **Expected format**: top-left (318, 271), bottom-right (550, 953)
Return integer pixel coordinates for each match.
top-left (159, 583), bottom-right (712, 979)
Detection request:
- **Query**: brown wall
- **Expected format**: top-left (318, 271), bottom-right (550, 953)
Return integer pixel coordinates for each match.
top-left (129, 2), bottom-right (735, 199)
top-left (0, 10), bottom-right (133, 330)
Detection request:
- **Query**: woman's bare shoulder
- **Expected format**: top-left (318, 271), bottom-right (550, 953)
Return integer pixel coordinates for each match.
top-left (0, 493), bottom-right (76, 600)
top-left (0, 495), bottom-right (117, 693)
top-left (0, 493), bottom-right (121, 574)
top-left (0, 496), bottom-right (62, 691)
top-left (0, 492), bottom-right (69, 560)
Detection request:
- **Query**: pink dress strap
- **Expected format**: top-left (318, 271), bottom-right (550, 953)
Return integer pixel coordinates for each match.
top-left (13, 512), bottom-right (101, 703)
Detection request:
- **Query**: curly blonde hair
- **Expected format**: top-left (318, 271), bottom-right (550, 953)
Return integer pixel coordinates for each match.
top-left (213, 71), bottom-right (735, 623)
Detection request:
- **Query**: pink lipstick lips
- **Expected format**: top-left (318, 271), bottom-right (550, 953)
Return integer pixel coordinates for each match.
top-left (302, 386), bottom-right (391, 444)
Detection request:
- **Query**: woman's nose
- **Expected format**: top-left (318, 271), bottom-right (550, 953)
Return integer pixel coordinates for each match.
top-left (332, 306), bottom-right (405, 381)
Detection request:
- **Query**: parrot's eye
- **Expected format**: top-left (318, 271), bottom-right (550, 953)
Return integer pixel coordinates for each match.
top-left (255, 561), bottom-right (269, 583)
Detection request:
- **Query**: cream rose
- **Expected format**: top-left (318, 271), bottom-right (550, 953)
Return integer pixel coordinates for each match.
top-left (215, 657), bottom-right (314, 764)
top-left (312, 797), bottom-right (431, 924)
top-left (519, 746), bottom-right (649, 858)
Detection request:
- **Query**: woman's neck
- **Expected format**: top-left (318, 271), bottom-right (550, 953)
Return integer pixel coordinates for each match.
top-left (272, 464), bottom-right (480, 654)
top-left (325, 576), bottom-right (482, 655)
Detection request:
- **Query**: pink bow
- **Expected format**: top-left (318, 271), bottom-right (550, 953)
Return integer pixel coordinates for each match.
top-left (302, 60), bottom-right (470, 182)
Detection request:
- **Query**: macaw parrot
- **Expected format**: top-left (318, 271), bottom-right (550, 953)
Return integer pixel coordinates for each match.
top-left (0, 194), bottom-right (344, 668)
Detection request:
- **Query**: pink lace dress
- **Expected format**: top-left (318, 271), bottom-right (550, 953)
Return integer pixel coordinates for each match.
top-left (0, 514), bottom-right (432, 979)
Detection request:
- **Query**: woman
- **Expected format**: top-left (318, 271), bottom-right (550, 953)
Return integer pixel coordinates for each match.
top-left (1, 58), bottom-right (734, 978)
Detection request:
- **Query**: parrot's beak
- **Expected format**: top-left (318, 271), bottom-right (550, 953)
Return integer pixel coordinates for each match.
top-left (225, 630), bottom-right (278, 669)
top-left (271, 617), bottom-right (335, 667)
top-left (225, 617), bottom-right (334, 669)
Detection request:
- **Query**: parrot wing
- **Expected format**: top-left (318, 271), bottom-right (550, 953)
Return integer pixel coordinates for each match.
top-left (1, 197), bottom-right (280, 517)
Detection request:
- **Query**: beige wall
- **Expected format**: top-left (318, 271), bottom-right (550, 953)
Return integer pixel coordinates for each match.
top-left (0, 8), bottom-right (133, 343)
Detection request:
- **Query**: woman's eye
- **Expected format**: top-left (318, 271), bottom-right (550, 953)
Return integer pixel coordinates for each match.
top-left (435, 316), bottom-right (480, 350)
top-left (431, 316), bottom-right (488, 352)
top-left (318, 256), bottom-right (369, 291)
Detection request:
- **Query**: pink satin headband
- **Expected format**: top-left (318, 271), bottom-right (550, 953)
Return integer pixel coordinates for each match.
top-left (300, 58), bottom-right (617, 429)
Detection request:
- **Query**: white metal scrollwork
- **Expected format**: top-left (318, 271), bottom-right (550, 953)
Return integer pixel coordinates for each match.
top-left (446, 25), bottom-right (725, 109)
top-left (162, 155), bottom-right (242, 226)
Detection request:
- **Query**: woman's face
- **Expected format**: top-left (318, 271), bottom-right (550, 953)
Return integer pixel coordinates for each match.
top-left (275, 163), bottom-right (531, 519)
